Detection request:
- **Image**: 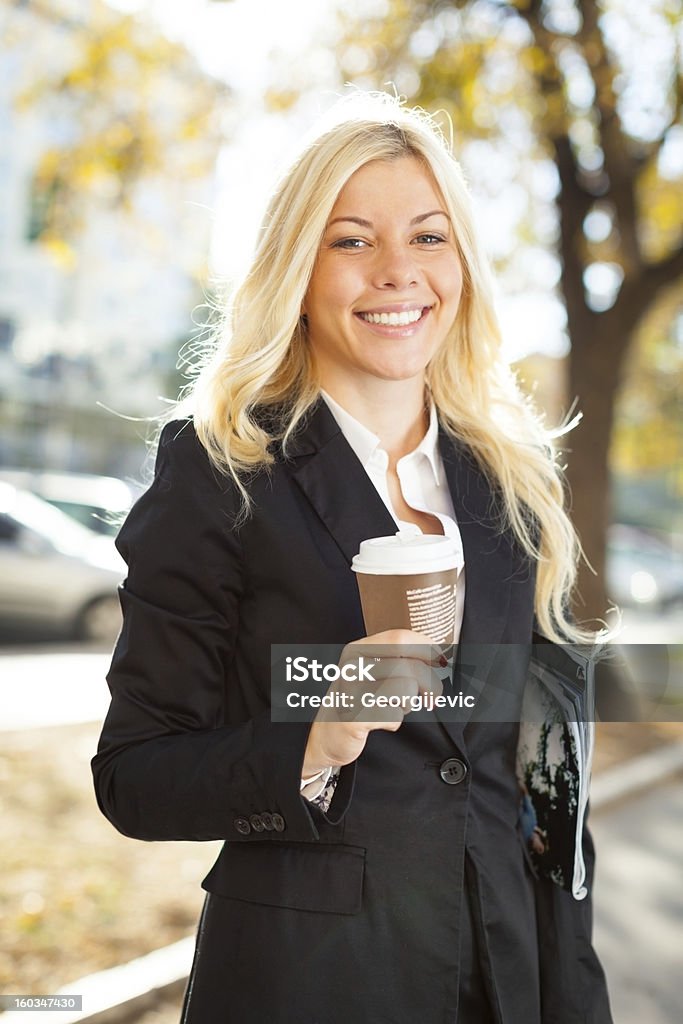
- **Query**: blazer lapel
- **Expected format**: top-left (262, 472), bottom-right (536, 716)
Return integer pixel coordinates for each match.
top-left (286, 399), bottom-right (397, 566)
top-left (438, 428), bottom-right (513, 650)
top-left (437, 427), bottom-right (514, 746)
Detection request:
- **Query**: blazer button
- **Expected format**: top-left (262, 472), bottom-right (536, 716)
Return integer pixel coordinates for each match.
top-left (249, 814), bottom-right (265, 833)
top-left (271, 813), bottom-right (286, 832)
top-left (234, 817), bottom-right (251, 835)
top-left (261, 812), bottom-right (275, 831)
top-left (439, 758), bottom-right (468, 785)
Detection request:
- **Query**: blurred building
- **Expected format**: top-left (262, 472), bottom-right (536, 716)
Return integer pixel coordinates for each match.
top-left (0, 0), bottom-right (227, 476)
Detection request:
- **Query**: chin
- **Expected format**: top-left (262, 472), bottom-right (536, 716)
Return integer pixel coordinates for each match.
top-left (366, 361), bottom-right (431, 382)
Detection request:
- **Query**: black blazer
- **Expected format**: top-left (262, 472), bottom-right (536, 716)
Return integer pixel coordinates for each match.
top-left (92, 402), bottom-right (612, 1024)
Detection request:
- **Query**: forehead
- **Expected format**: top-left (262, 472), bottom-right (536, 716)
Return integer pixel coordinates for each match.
top-left (329, 156), bottom-right (444, 215)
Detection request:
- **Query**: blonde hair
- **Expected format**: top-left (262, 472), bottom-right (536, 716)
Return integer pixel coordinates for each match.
top-left (176, 93), bottom-right (594, 643)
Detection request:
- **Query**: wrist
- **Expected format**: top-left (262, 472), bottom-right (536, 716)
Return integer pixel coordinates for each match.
top-left (301, 757), bottom-right (331, 779)
top-left (302, 724), bottom-right (330, 779)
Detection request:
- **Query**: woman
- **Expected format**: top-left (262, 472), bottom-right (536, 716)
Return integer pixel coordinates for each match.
top-left (92, 94), bottom-right (613, 1023)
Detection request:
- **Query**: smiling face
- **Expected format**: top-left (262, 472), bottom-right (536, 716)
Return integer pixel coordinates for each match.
top-left (303, 156), bottom-right (463, 397)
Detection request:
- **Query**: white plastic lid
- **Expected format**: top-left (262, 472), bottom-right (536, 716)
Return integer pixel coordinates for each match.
top-left (351, 530), bottom-right (461, 575)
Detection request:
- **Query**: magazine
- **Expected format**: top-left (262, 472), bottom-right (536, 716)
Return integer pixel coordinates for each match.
top-left (516, 637), bottom-right (599, 901)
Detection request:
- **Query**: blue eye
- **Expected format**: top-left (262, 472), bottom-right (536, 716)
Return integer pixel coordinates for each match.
top-left (331, 237), bottom-right (367, 249)
top-left (414, 233), bottom-right (446, 245)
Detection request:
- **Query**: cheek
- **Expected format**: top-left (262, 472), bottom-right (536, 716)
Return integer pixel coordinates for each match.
top-left (453, 276), bottom-right (464, 308)
top-left (306, 269), bottom-right (343, 319)
top-left (441, 263), bottom-right (463, 308)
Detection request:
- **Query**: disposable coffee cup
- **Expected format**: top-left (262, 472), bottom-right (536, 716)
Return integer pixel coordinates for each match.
top-left (351, 530), bottom-right (461, 653)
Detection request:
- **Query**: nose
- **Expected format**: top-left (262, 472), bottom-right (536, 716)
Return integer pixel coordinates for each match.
top-left (372, 243), bottom-right (419, 290)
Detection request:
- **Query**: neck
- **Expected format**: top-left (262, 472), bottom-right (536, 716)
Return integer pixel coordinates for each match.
top-left (322, 379), bottom-right (429, 466)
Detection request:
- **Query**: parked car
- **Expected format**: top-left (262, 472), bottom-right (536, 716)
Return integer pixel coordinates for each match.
top-left (606, 524), bottom-right (683, 609)
top-left (0, 482), bottom-right (126, 642)
top-left (0, 468), bottom-right (140, 536)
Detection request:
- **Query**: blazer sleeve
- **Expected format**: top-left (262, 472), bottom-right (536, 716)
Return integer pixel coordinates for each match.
top-left (91, 419), bottom-right (325, 844)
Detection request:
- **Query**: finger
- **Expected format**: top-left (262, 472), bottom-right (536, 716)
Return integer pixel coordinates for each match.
top-left (420, 665), bottom-right (444, 698)
top-left (364, 718), bottom-right (403, 733)
top-left (345, 644), bottom-right (442, 667)
top-left (307, 720), bottom-right (371, 766)
top-left (360, 628), bottom-right (438, 647)
top-left (367, 658), bottom-right (444, 701)
top-left (343, 633), bottom-right (444, 667)
top-left (339, 652), bottom-right (441, 692)
top-left (330, 659), bottom-right (443, 719)
top-left (360, 656), bottom-right (431, 687)
top-left (352, 675), bottom-right (420, 724)
top-left (316, 664), bottom-right (427, 722)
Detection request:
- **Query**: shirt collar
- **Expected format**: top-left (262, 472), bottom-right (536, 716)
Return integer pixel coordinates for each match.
top-left (320, 390), bottom-right (381, 468)
top-left (320, 390), bottom-right (442, 486)
top-left (412, 400), bottom-right (442, 485)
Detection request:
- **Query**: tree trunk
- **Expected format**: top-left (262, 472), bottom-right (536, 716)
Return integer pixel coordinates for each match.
top-left (565, 311), bottom-right (627, 625)
top-left (550, 132), bottom-right (638, 625)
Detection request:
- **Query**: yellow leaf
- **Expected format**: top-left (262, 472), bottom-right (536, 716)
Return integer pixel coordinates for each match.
top-left (42, 236), bottom-right (77, 271)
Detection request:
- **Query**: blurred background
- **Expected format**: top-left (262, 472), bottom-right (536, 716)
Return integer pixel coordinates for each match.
top-left (0, 1), bottom-right (681, 1022)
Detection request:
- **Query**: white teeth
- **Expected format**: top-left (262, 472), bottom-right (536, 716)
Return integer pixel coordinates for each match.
top-left (359, 309), bottom-right (424, 326)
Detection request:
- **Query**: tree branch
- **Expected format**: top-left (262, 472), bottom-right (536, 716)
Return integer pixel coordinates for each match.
top-left (553, 134), bottom-right (595, 338)
top-left (574, 0), bottom-right (645, 276)
top-left (605, 240), bottom-right (683, 345)
top-left (646, 10), bottom-right (683, 160)
top-left (641, 243), bottom-right (683, 304)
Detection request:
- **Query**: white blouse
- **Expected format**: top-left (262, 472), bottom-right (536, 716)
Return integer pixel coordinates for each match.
top-left (300, 391), bottom-right (467, 802)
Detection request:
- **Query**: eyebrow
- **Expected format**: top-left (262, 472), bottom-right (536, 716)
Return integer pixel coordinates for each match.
top-left (327, 210), bottom-right (450, 229)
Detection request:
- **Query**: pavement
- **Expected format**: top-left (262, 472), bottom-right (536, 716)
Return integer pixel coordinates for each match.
top-left (0, 646), bottom-right (111, 731)
top-left (1, 626), bottom-right (682, 1022)
top-left (592, 777), bottom-right (683, 1024)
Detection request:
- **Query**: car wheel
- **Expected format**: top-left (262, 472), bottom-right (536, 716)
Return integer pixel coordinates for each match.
top-left (77, 595), bottom-right (121, 644)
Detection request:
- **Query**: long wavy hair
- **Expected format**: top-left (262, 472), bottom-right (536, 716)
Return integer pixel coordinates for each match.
top-left (175, 93), bottom-right (596, 643)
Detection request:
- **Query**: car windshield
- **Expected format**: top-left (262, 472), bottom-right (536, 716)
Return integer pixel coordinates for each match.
top-left (0, 483), bottom-right (101, 555)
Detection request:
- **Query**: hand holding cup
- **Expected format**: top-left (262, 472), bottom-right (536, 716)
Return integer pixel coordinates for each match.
top-left (302, 628), bottom-right (444, 776)
top-left (302, 531), bottom-right (461, 778)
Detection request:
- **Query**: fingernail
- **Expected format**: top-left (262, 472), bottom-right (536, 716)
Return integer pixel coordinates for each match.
top-left (439, 655), bottom-right (448, 668)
